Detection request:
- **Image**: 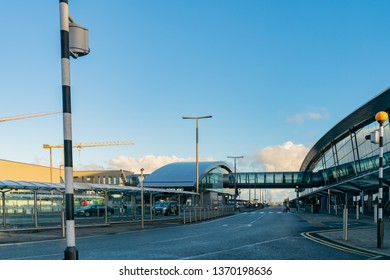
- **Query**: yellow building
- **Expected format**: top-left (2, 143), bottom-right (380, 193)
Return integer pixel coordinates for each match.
top-left (0, 159), bottom-right (133, 185)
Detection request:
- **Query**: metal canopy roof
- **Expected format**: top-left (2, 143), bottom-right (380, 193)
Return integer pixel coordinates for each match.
top-left (0, 180), bottom-right (197, 195)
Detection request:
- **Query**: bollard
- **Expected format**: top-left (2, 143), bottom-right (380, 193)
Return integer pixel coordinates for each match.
top-left (343, 208), bottom-right (348, 240)
top-left (378, 218), bottom-right (384, 249)
top-left (374, 205), bottom-right (378, 223)
top-left (61, 211), bottom-right (66, 238)
top-left (356, 203), bottom-right (359, 220)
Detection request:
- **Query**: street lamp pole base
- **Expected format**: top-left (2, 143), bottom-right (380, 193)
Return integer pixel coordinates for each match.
top-left (377, 218), bottom-right (384, 249)
top-left (64, 246), bottom-right (79, 260)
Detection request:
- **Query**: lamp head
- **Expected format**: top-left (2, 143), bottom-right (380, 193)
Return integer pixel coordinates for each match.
top-left (375, 111), bottom-right (388, 124)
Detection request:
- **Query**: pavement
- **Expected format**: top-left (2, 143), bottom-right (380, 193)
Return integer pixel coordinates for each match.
top-left (1, 209), bottom-right (390, 259)
top-left (297, 209), bottom-right (390, 258)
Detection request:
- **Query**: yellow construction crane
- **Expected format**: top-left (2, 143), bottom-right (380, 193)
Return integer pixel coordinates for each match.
top-left (0, 111), bottom-right (60, 122)
top-left (43, 141), bottom-right (134, 182)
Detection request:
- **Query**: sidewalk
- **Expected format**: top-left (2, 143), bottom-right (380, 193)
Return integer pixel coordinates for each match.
top-left (298, 210), bottom-right (390, 257)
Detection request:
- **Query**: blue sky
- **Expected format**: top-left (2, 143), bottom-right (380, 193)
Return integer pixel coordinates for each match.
top-left (1, 1), bottom-right (390, 201)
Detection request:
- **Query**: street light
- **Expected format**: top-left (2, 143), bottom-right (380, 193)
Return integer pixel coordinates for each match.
top-left (375, 111), bottom-right (388, 249)
top-left (182, 115), bottom-right (212, 205)
top-left (227, 156), bottom-right (243, 206)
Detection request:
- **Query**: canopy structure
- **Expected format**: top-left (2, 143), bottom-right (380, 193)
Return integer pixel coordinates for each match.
top-left (0, 180), bottom-right (198, 196)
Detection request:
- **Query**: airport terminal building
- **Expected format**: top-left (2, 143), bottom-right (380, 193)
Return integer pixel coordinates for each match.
top-left (1, 87), bottom-right (390, 218)
top-left (296, 87), bottom-right (390, 213)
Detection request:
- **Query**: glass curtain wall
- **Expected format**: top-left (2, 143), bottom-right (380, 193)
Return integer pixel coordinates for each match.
top-left (308, 119), bottom-right (389, 194)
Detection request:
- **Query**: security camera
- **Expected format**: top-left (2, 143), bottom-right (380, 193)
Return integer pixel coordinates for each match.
top-left (365, 130), bottom-right (379, 144)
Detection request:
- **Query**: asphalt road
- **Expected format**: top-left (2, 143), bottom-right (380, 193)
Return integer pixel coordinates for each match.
top-left (0, 206), bottom-right (371, 260)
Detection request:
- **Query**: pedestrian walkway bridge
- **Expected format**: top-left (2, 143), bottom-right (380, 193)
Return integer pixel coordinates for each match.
top-left (228, 152), bottom-right (389, 193)
top-left (226, 171), bottom-right (323, 189)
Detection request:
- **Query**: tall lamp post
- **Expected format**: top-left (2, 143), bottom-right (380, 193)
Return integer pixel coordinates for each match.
top-left (182, 115), bottom-right (212, 205)
top-left (227, 156), bottom-right (243, 206)
top-left (376, 111), bottom-right (388, 249)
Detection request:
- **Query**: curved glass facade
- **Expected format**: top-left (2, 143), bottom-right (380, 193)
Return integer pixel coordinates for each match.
top-left (299, 88), bottom-right (390, 204)
top-left (310, 121), bottom-right (390, 188)
top-left (200, 166), bottom-right (230, 191)
top-left (312, 122), bottom-right (390, 174)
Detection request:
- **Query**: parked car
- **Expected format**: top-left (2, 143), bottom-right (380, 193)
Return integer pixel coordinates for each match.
top-left (75, 205), bottom-right (114, 217)
top-left (154, 201), bottom-right (178, 216)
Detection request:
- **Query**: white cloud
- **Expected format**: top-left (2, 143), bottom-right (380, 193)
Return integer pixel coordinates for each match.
top-left (255, 141), bottom-right (309, 172)
top-left (33, 156), bottom-right (49, 167)
top-left (287, 110), bottom-right (329, 124)
top-left (242, 141), bottom-right (310, 203)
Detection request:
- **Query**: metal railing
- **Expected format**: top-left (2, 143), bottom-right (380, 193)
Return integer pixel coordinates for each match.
top-left (0, 204), bottom-right (235, 231)
top-left (182, 206), bottom-right (235, 224)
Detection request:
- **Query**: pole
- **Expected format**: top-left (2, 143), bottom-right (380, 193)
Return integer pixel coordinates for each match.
top-left (195, 119), bottom-right (199, 199)
top-left (60, 0), bottom-right (78, 259)
top-left (2, 192), bottom-right (6, 227)
top-left (375, 111), bottom-right (388, 249)
top-left (227, 156), bottom-right (243, 207)
top-left (234, 158), bottom-right (237, 206)
top-left (49, 147), bottom-right (53, 183)
top-left (378, 121), bottom-right (384, 248)
top-left (140, 168), bottom-right (144, 229)
top-left (182, 115), bottom-right (212, 207)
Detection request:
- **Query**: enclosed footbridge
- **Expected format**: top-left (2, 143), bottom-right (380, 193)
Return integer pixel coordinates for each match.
top-left (226, 151), bottom-right (388, 193)
top-left (225, 171), bottom-right (324, 189)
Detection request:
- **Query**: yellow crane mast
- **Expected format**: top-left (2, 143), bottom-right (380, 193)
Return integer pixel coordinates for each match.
top-left (43, 141), bottom-right (134, 182)
top-left (0, 111), bottom-right (60, 122)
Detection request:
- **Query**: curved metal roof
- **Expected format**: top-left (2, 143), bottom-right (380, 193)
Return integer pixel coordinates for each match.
top-left (300, 87), bottom-right (390, 172)
top-left (142, 161), bottom-right (232, 188)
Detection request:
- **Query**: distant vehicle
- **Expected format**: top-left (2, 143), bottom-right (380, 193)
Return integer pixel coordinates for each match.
top-left (75, 205), bottom-right (114, 217)
top-left (154, 201), bottom-right (178, 216)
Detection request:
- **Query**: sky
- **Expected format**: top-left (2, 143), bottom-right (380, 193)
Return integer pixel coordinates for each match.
top-left (2, 0), bottom-right (390, 202)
